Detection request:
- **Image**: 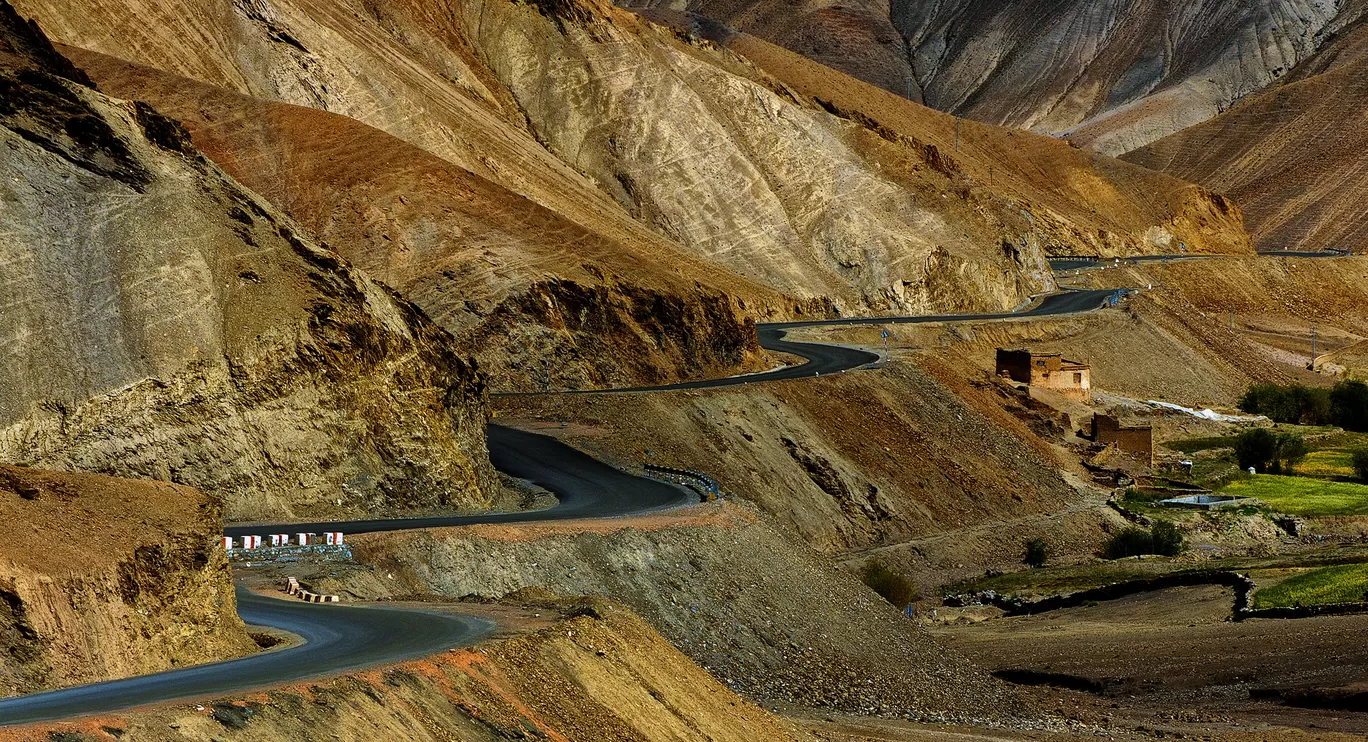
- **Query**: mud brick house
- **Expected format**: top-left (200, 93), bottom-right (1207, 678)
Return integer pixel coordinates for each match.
top-left (1091, 413), bottom-right (1154, 466)
top-left (995, 349), bottom-right (1092, 401)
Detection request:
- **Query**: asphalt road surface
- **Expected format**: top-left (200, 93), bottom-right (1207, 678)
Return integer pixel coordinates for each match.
top-left (225, 424), bottom-right (697, 538)
top-left (1050, 250), bottom-right (1346, 271)
top-left (505, 289), bottom-right (1118, 394)
top-left (0, 288), bottom-right (1120, 726)
top-left (0, 587), bottom-right (495, 725)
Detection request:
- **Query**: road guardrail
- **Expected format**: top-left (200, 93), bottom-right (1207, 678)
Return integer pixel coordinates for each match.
top-left (642, 463), bottom-right (720, 501)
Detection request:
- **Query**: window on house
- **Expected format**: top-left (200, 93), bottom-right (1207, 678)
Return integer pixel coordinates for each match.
top-left (1074, 372), bottom-right (1083, 385)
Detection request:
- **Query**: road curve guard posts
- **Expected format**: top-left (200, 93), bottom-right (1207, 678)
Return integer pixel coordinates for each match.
top-left (642, 463), bottom-right (721, 501)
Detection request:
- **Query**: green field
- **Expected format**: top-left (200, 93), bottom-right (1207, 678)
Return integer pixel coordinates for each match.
top-left (1297, 431), bottom-right (1368, 478)
top-left (1221, 474), bottom-right (1368, 516)
top-left (1165, 435), bottom-right (1237, 454)
top-left (1253, 563), bottom-right (1368, 609)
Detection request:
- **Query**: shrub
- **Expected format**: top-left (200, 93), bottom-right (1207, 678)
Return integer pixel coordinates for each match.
top-left (1102, 521), bottom-right (1185, 559)
top-left (1024, 538), bottom-right (1049, 568)
top-left (1352, 448), bottom-right (1368, 483)
top-left (1102, 527), bottom-right (1153, 559)
top-left (859, 560), bottom-right (918, 609)
top-left (1149, 519), bottom-right (1186, 556)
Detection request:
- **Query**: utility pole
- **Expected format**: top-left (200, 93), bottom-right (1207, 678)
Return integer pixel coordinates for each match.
top-left (955, 117), bottom-right (961, 152)
top-left (1311, 326), bottom-right (1318, 369)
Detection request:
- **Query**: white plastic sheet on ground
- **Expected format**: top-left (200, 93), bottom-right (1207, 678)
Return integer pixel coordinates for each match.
top-left (1145, 400), bottom-right (1264, 423)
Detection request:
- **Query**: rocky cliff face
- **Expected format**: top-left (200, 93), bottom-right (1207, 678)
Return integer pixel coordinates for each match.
top-left (56, 48), bottom-right (776, 390)
top-left (0, 466), bottom-right (255, 695)
top-left (0, 4), bottom-right (496, 520)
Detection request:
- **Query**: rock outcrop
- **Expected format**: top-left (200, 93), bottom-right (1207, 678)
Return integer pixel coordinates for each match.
top-left (0, 3), bottom-right (496, 520)
top-left (0, 465), bottom-right (255, 696)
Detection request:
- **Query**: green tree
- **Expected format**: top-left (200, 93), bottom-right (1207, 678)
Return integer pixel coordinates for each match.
top-left (1239, 383), bottom-right (1333, 425)
top-left (1024, 538), bottom-right (1049, 568)
top-left (1274, 433), bottom-right (1309, 474)
top-left (1234, 428), bottom-right (1279, 472)
top-left (1331, 380), bottom-right (1368, 432)
top-left (1351, 448), bottom-right (1368, 483)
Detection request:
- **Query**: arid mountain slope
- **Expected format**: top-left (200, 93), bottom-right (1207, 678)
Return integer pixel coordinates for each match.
top-left (1125, 2), bottom-right (1368, 254)
top-left (14, 602), bottom-right (821, 742)
top-left (649, 0), bottom-right (1341, 155)
top-left (0, 466), bottom-right (254, 696)
top-left (19, 0), bottom-right (1249, 322)
top-left (894, 0), bottom-right (1340, 155)
top-left (63, 48), bottom-right (777, 391)
top-left (620, 0), bottom-right (918, 99)
top-left (12, 0), bottom-right (1046, 317)
top-left (646, 11), bottom-right (1253, 259)
top-left (0, 4), bottom-right (495, 520)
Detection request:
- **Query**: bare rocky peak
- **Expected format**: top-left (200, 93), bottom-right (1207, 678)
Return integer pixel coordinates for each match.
top-left (623, 0), bottom-right (1344, 155)
top-left (896, 0), bottom-right (1340, 154)
top-left (0, 3), bottom-right (496, 520)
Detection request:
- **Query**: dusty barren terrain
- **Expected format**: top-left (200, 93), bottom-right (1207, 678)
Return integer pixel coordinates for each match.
top-left (0, 466), bottom-right (253, 697)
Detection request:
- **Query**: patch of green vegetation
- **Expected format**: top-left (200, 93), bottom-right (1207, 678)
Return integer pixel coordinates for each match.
top-left (1165, 436), bottom-right (1237, 454)
top-left (946, 546), bottom-right (1368, 601)
top-left (1296, 431), bottom-right (1368, 479)
top-left (1221, 474), bottom-right (1368, 517)
top-left (859, 560), bottom-right (918, 609)
top-left (1253, 563), bottom-right (1368, 609)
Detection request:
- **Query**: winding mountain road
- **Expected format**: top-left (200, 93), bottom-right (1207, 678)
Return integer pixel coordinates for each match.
top-left (0, 288), bottom-right (1119, 726)
top-left (0, 589), bottom-right (495, 726)
top-left (1049, 250), bottom-right (1346, 272)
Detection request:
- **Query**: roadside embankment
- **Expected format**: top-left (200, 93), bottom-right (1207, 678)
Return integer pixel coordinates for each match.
top-left (0, 466), bottom-right (255, 697)
top-left (316, 502), bottom-right (1028, 722)
top-left (1, 599), bottom-right (816, 742)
